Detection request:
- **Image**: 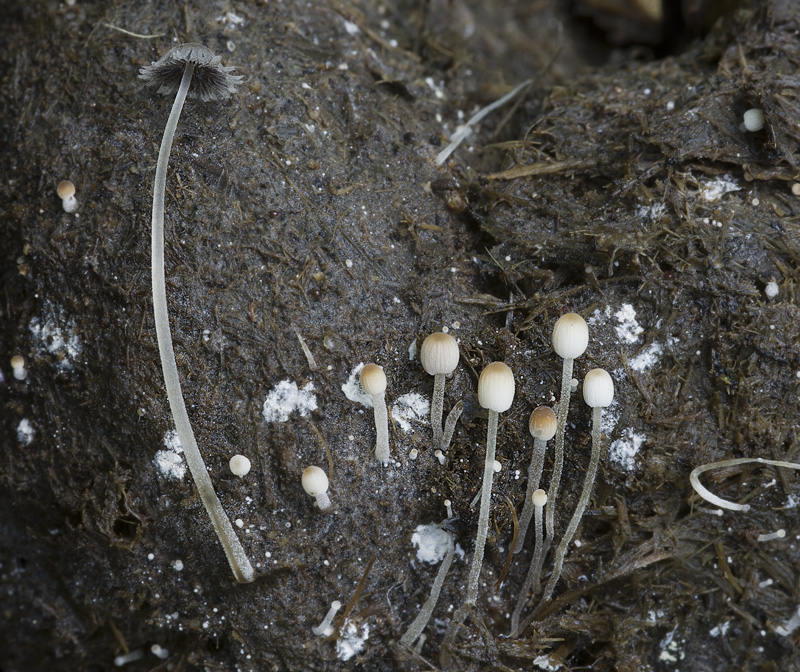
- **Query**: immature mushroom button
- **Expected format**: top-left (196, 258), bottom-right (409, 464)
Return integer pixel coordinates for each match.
top-left (361, 363), bottom-right (391, 464)
top-left (302, 466), bottom-right (331, 511)
top-left (541, 367), bottom-right (614, 604)
top-left (229, 454), bottom-right (251, 477)
top-left (57, 180), bottom-right (78, 213)
top-left (743, 108), bottom-right (765, 132)
top-left (420, 332), bottom-right (461, 450)
top-left (546, 312), bottom-right (589, 551)
top-left (465, 361), bottom-right (515, 606)
top-left (510, 488), bottom-right (549, 636)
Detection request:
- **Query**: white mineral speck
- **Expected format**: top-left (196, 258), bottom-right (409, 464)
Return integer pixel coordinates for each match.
top-left (262, 380), bottom-right (317, 422)
top-left (155, 430), bottom-right (186, 480)
top-left (608, 428), bottom-right (646, 471)
top-left (411, 523), bottom-right (450, 564)
top-left (336, 620), bottom-right (369, 661)
top-left (391, 393), bottom-right (429, 432)
top-left (629, 342), bottom-right (664, 372)
top-left (614, 304), bottom-right (644, 343)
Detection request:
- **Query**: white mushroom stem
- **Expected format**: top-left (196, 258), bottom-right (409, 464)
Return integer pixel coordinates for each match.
top-left (315, 490), bottom-right (332, 511)
top-left (151, 62), bottom-right (254, 584)
top-left (312, 600), bottom-right (342, 636)
top-left (400, 531), bottom-right (455, 647)
top-left (541, 405), bottom-right (604, 604)
top-left (441, 400), bottom-right (463, 451)
top-left (430, 373), bottom-right (446, 448)
top-left (371, 391), bottom-right (390, 464)
top-left (511, 490), bottom-right (547, 636)
top-left (466, 409), bottom-right (499, 605)
top-left (690, 457), bottom-right (800, 511)
top-left (546, 356), bottom-right (573, 547)
top-left (514, 436), bottom-right (547, 554)
top-left (758, 529), bottom-right (786, 542)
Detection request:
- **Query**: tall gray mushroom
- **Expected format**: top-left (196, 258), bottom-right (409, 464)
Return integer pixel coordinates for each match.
top-left (139, 44), bottom-right (252, 583)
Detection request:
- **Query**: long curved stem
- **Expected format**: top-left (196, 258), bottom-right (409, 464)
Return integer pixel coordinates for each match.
top-left (510, 501), bottom-right (545, 636)
top-left (152, 63), bottom-right (254, 584)
top-left (514, 436), bottom-right (546, 554)
top-left (545, 357), bottom-right (574, 549)
top-left (400, 531), bottom-right (455, 647)
top-left (540, 406), bottom-right (603, 603)
top-left (465, 409), bottom-right (499, 605)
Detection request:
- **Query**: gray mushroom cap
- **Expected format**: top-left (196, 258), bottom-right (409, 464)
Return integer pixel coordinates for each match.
top-left (139, 43), bottom-right (243, 101)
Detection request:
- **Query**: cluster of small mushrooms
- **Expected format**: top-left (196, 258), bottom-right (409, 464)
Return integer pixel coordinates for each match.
top-left (47, 41), bottom-right (787, 658)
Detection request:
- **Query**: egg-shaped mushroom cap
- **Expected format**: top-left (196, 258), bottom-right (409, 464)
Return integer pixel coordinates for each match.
top-left (583, 368), bottom-right (614, 408)
top-left (478, 361), bottom-right (515, 412)
top-left (360, 363), bottom-right (387, 395)
top-left (139, 42), bottom-right (243, 101)
top-left (301, 466), bottom-right (329, 496)
top-left (420, 332), bottom-right (460, 375)
top-left (552, 312), bottom-right (589, 359)
top-left (532, 489), bottom-right (548, 507)
top-left (229, 454), bottom-right (251, 477)
top-left (529, 406), bottom-right (557, 441)
top-left (57, 180), bottom-right (75, 199)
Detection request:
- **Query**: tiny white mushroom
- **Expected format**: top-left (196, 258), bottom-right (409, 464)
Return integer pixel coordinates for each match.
top-left (547, 313), bottom-right (589, 547)
top-left (11, 355), bottom-right (27, 381)
top-left (361, 363), bottom-right (390, 464)
top-left (57, 180), bottom-right (78, 213)
top-left (514, 406), bottom-right (557, 553)
top-left (420, 332), bottom-right (461, 449)
top-left (743, 108), bottom-right (765, 132)
top-left (302, 466), bottom-right (331, 511)
top-left (757, 529), bottom-right (786, 543)
top-left (542, 368), bottom-right (614, 604)
top-left (312, 600), bottom-right (342, 636)
top-left (229, 454), bottom-right (251, 477)
top-left (464, 361), bottom-right (515, 606)
top-left (511, 488), bottom-right (548, 636)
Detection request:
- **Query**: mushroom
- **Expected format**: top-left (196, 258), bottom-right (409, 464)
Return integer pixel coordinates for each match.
top-left (690, 456), bottom-right (800, 511)
top-left (57, 180), bottom-right (78, 213)
top-left (420, 331), bottom-right (462, 450)
top-left (139, 44), bottom-right (251, 583)
top-left (312, 600), bottom-right (342, 636)
top-left (743, 108), bottom-right (765, 132)
top-left (546, 313), bottom-right (589, 549)
top-left (541, 367), bottom-right (613, 604)
top-left (302, 466), bottom-right (331, 511)
top-left (229, 454), bottom-right (251, 477)
top-left (464, 361), bottom-right (515, 605)
top-left (514, 406), bottom-right (556, 554)
top-left (510, 489), bottom-right (548, 636)
top-left (360, 363), bottom-right (390, 464)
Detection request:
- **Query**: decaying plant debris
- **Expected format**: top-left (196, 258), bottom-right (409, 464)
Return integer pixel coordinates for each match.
top-left (2, 0), bottom-right (800, 670)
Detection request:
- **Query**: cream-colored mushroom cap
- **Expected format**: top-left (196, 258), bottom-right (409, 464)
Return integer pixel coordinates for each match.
top-left (57, 180), bottom-right (75, 199)
top-left (529, 406), bottom-right (557, 441)
top-left (532, 489), bottom-right (548, 507)
top-left (229, 454), bottom-right (251, 477)
top-left (477, 361), bottom-right (515, 413)
top-left (583, 368), bottom-right (614, 408)
top-left (420, 332), bottom-right (460, 375)
top-left (743, 108), bottom-right (765, 132)
top-left (360, 363), bottom-right (387, 395)
top-left (301, 466), bottom-right (329, 496)
top-left (552, 313), bottom-right (589, 359)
